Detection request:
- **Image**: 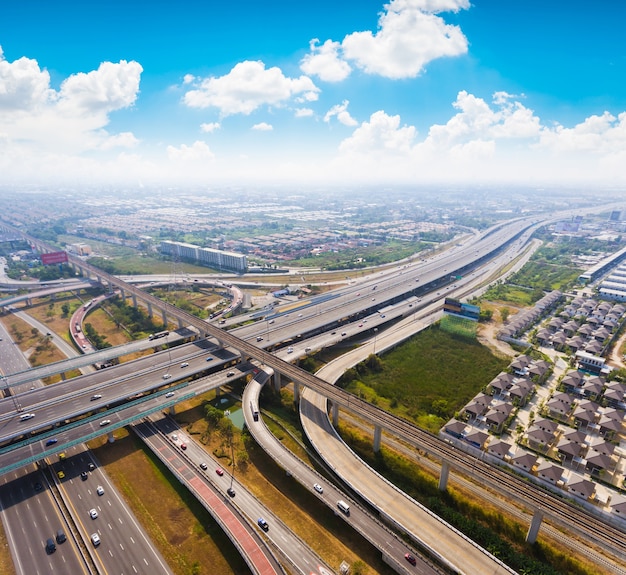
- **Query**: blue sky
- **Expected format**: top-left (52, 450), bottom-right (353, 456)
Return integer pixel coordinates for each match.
top-left (1, 0), bottom-right (625, 187)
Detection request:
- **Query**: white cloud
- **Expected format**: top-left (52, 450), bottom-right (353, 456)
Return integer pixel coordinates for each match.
top-left (183, 60), bottom-right (319, 116)
top-left (538, 111), bottom-right (626, 153)
top-left (339, 110), bottom-right (416, 155)
top-left (0, 46), bottom-right (54, 111)
top-left (183, 74), bottom-right (195, 84)
top-left (200, 122), bottom-right (221, 133)
top-left (294, 107), bottom-right (314, 117)
top-left (324, 100), bottom-right (358, 126)
top-left (300, 39), bottom-right (352, 82)
top-left (166, 140), bottom-right (215, 162)
top-left (0, 47), bottom-right (142, 157)
top-left (100, 131), bottom-right (139, 150)
top-left (57, 60), bottom-right (142, 116)
top-left (341, 0), bottom-right (470, 79)
top-left (252, 122), bottom-right (273, 131)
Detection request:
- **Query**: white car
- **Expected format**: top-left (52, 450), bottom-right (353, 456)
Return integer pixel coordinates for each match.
top-left (89, 508), bottom-right (98, 519)
top-left (180, 362), bottom-right (189, 368)
top-left (96, 485), bottom-right (105, 496)
top-left (287, 347), bottom-right (294, 353)
top-left (165, 391), bottom-right (175, 398)
top-left (90, 533), bottom-right (100, 547)
top-left (313, 483), bottom-right (323, 494)
top-left (99, 419), bottom-right (111, 427)
top-left (162, 373), bottom-right (172, 380)
top-left (19, 413), bottom-right (35, 421)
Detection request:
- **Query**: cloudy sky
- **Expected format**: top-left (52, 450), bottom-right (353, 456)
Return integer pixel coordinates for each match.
top-left (1, 0), bottom-right (625, 188)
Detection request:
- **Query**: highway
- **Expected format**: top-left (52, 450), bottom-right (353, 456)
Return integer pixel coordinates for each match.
top-left (1, 211), bottom-right (625, 573)
top-left (242, 377), bottom-right (442, 575)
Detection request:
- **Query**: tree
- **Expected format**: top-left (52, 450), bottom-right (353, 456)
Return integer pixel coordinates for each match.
top-left (204, 405), bottom-right (224, 427)
top-left (61, 303), bottom-right (70, 317)
top-left (500, 308), bottom-right (510, 323)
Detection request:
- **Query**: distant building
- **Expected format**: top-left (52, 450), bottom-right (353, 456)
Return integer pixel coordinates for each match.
top-left (160, 240), bottom-right (247, 273)
top-left (67, 242), bottom-right (92, 256)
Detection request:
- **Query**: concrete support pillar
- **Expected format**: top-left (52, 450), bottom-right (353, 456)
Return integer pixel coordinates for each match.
top-left (177, 317), bottom-right (184, 328)
top-left (332, 403), bottom-right (339, 427)
top-left (107, 432), bottom-right (115, 444)
top-left (215, 386), bottom-right (221, 398)
top-left (526, 509), bottom-right (544, 544)
top-left (373, 425), bottom-right (382, 453)
top-left (293, 381), bottom-right (300, 403)
top-left (147, 302), bottom-right (153, 317)
top-left (161, 309), bottom-right (167, 326)
top-left (168, 405), bottom-right (176, 416)
top-left (438, 460), bottom-right (450, 491)
top-left (132, 293), bottom-right (137, 308)
top-left (120, 287), bottom-right (125, 301)
top-left (273, 372), bottom-right (282, 392)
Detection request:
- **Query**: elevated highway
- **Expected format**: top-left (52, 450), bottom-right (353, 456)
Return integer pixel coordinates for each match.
top-left (3, 215), bottom-right (625, 572)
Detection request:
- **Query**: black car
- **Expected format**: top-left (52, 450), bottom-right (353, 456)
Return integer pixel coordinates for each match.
top-left (257, 518), bottom-right (268, 531)
top-left (227, 487), bottom-right (235, 497)
top-left (80, 471), bottom-right (88, 481)
top-left (33, 482), bottom-right (43, 491)
top-left (88, 462), bottom-right (95, 471)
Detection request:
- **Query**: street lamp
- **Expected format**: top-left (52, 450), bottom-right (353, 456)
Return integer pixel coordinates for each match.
top-left (373, 328), bottom-right (378, 355)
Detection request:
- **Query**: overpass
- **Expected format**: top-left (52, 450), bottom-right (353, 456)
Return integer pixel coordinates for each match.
top-left (3, 216), bottom-right (625, 571)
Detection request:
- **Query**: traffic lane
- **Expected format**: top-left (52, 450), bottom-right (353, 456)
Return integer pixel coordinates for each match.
top-left (136, 422), bottom-right (283, 575)
top-left (0, 342), bottom-right (235, 428)
top-left (53, 445), bottom-right (173, 575)
top-left (147, 417), bottom-right (328, 575)
top-left (244, 386), bottom-right (428, 575)
top-left (0, 466), bottom-right (87, 575)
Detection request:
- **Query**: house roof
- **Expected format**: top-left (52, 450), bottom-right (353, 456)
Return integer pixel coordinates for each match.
top-left (567, 477), bottom-right (596, 499)
top-left (511, 452), bottom-right (537, 469)
top-left (486, 439), bottom-right (512, 457)
top-left (586, 452), bottom-right (612, 470)
top-left (536, 461), bottom-right (564, 482)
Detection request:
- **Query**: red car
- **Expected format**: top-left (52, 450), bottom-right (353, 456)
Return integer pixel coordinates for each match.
top-left (216, 468), bottom-right (224, 476)
top-left (180, 443), bottom-right (187, 450)
top-left (404, 553), bottom-right (416, 566)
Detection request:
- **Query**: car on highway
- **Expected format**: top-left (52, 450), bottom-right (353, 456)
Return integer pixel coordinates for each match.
top-left (227, 487), bottom-right (235, 497)
top-left (313, 483), bottom-right (323, 494)
top-left (19, 413), bottom-right (35, 421)
top-left (404, 553), bottom-right (417, 566)
top-left (99, 419), bottom-right (111, 427)
top-left (180, 362), bottom-right (189, 368)
top-left (257, 518), bottom-right (269, 531)
top-left (91, 394), bottom-right (102, 401)
top-left (81, 471), bottom-right (88, 481)
top-left (162, 373), bottom-right (172, 379)
top-left (256, 336), bottom-right (263, 342)
top-left (90, 533), bottom-right (100, 547)
top-left (226, 371), bottom-right (235, 377)
top-left (199, 462), bottom-right (208, 470)
top-left (88, 462), bottom-right (95, 471)
top-left (57, 470), bottom-right (65, 479)
top-left (215, 468), bottom-right (224, 476)
top-left (33, 481), bottom-right (43, 491)
top-left (341, 332), bottom-right (347, 337)
top-left (165, 391), bottom-right (175, 398)
top-left (180, 442), bottom-right (187, 450)
top-left (206, 356), bottom-right (213, 361)
top-left (287, 347), bottom-right (293, 353)
top-left (97, 485), bottom-right (105, 496)
top-left (89, 508), bottom-right (98, 519)
top-left (46, 438), bottom-right (58, 446)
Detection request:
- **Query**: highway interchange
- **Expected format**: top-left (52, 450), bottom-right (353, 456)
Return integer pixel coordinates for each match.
top-left (1, 210), bottom-right (626, 574)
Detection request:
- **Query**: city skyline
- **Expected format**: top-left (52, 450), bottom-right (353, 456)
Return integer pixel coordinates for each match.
top-left (1, 0), bottom-right (625, 188)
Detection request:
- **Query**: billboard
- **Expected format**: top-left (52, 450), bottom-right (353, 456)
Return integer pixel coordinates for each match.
top-left (41, 251), bottom-right (68, 265)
